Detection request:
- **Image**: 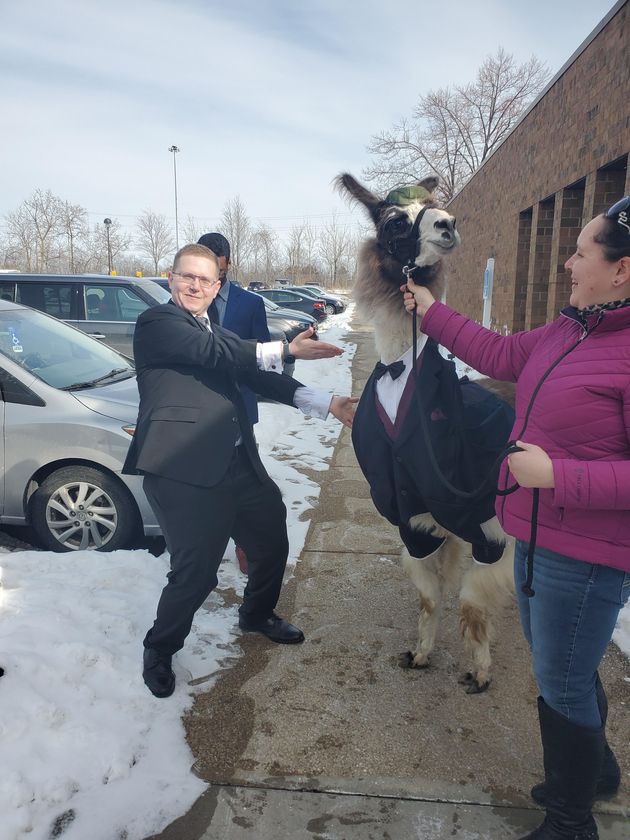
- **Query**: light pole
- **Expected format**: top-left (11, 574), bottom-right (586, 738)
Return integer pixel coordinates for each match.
top-left (103, 218), bottom-right (113, 275)
top-left (168, 145), bottom-right (180, 250)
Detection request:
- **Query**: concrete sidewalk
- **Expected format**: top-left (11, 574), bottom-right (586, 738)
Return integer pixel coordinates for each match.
top-left (148, 315), bottom-right (629, 840)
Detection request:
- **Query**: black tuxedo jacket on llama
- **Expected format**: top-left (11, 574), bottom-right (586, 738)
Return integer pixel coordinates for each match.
top-left (351, 339), bottom-right (514, 560)
top-left (123, 302), bottom-right (300, 487)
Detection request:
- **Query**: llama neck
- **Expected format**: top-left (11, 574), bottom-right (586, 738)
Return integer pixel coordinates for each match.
top-left (372, 307), bottom-right (418, 363)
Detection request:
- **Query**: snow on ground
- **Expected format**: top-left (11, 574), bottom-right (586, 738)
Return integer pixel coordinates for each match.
top-left (0, 308), bottom-right (356, 840)
top-left (1, 305), bottom-right (629, 840)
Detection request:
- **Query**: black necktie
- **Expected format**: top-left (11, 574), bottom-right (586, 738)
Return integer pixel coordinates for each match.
top-left (374, 360), bottom-right (406, 381)
top-left (208, 300), bottom-right (220, 325)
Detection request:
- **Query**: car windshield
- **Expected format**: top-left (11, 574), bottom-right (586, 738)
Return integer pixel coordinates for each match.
top-left (0, 308), bottom-right (135, 390)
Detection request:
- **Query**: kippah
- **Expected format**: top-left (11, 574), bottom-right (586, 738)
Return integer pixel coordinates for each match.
top-left (385, 185), bottom-right (433, 206)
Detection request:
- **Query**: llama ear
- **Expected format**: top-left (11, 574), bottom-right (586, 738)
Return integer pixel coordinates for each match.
top-left (335, 173), bottom-right (386, 223)
top-left (417, 176), bottom-right (439, 195)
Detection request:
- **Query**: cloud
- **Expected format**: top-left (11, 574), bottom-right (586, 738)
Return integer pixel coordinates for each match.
top-left (0, 0), bottom-right (618, 240)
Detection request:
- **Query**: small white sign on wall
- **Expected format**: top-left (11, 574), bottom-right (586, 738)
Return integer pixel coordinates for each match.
top-left (482, 258), bottom-right (494, 328)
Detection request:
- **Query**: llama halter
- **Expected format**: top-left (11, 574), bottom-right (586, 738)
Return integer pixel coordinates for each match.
top-left (387, 204), bottom-right (431, 273)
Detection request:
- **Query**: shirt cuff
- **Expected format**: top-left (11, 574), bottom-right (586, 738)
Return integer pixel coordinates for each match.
top-left (257, 341), bottom-right (284, 372)
top-left (293, 387), bottom-right (332, 419)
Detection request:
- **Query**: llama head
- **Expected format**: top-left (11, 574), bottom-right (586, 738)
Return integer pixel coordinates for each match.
top-left (335, 173), bottom-right (460, 291)
top-left (335, 174), bottom-right (460, 361)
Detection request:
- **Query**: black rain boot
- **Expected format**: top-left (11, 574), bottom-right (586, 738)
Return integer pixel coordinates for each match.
top-left (519, 698), bottom-right (603, 840)
top-left (531, 674), bottom-right (620, 805)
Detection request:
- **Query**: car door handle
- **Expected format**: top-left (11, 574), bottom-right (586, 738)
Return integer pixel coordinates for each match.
top-left (87, 332), bottom-right (106, 339)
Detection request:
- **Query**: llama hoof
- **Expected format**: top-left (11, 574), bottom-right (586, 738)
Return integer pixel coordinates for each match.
top-left (458, 672), bottom-right (490, 694)
top-left (398, 650), bottom-right (430, 669)
top-left (398, 651), bottom-right (415, 668)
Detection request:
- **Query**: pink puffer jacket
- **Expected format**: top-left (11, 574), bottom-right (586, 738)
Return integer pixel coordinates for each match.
top-left (422, 301), bottom-right (630, 572)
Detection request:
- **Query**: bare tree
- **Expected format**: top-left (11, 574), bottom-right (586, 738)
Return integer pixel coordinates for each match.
top-left (302, 221), bottom-right (321, 286)
top-left (365, 48), bottom-right (548, 200)
top-left (249, 223), bottom-right (278, 285)
top-left (5, 202), bottom-right (37, 271)
top-left (136, 211), bottom-right (176, 274)
top-left (92, 219), bottom-right (132, 274)
top-left (181, 214), bottom-right (201, 246)
top-left (219, 196), bottom-right (251, 282)
top-left (60, 201), bottom-right (89, 273)
top-left (6, 189), bottom-right (65, 272)
top-left (285, 223), bottom-right (305, 283)
top-left (319, 214), bottom-right (350, 288)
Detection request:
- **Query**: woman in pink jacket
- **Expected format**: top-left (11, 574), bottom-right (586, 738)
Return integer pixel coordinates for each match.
top-left (404, 198), bottom-right (630, 840)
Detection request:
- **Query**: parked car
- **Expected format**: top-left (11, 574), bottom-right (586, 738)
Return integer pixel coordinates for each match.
top-left (286, 285), bottom-right (346, 315)
top-left (303, 284), bottom-right (350, 306)
top-left (0, 274), bottom-right (172, 359)
top-left (151, 277), bottom-right (290, 344)
top-left (257, 296), bottom-right (319, 342)
top-left (0, 299), bottom-right (159, 552)
top-left (247, 281), bottom-right (269, 291)
top-left (256, 288), bottom-right (327, 321)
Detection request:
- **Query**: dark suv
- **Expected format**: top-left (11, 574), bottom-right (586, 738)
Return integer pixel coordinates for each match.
top-left (0, 274), bottom-right (171, 358)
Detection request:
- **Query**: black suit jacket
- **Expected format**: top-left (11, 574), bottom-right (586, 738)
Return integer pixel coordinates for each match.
top-left (122, 303), bottom-right (301, 487)
top-left (351, 339), bottom-right (514, 545)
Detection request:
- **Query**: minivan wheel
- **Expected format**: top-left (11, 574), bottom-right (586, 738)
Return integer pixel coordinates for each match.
top-left (31, 466), bottom-right (137, 552)
top-left (325, 304), bottom-right (335, 316)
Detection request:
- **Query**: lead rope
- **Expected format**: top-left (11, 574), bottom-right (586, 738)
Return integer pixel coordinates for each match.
top-left (407, 289), bottom-right (601, 597)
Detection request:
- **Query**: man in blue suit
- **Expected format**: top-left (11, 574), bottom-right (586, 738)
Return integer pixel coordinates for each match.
top-left (197, 232), bottom-right (270, 574)
top-left (197, 232), bottom-right (269, 426)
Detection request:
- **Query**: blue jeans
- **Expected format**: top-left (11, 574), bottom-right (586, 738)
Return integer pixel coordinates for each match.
top-left (515, 540), bottom-right (630, 729)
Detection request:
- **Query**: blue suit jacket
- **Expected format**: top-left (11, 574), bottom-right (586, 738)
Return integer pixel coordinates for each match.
top-left (222, 283), bottom-right (270, 425)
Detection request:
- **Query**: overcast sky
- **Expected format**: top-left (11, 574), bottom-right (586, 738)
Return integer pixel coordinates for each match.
top-left (0, 0), bottom-right (620, 241)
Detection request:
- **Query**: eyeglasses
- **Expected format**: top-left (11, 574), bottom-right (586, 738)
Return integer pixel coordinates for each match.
top-left (606, 196), bottom-right (630, 235)
top-left (171, 271), bottom-right (220, 288)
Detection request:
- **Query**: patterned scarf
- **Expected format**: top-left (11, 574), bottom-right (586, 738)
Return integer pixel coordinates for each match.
top-left (576, 297), bottom-right (630, 326)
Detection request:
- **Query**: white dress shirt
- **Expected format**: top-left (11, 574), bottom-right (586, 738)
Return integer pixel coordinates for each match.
top-left (197, 315), bottom-right (332, 420)
top-left (375, 334), bottom-right (428, 424)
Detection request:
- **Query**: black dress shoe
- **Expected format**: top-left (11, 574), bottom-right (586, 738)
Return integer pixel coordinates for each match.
top-left (143, 648), bottom-right (175, 698)
top-left (238, 612), bottom-right (305, 644)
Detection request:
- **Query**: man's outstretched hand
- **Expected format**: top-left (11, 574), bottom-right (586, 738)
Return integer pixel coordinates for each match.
top-left (289, 327), bottom-right (343, 360)
top-left (329, 396), bottom-right (358, 428)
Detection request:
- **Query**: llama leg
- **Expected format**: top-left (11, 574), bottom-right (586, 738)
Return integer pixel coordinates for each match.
top-left (400, 546), bottom-right (443, 669)
top-left (458, 544), bottom-right (514, 693)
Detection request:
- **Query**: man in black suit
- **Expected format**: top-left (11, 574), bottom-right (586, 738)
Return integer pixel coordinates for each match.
top-left (124, 243), bottom-right (354, 698)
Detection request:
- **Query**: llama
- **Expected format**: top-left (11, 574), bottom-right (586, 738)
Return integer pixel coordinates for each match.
top-left (337, 173), bottom-right (515, 693)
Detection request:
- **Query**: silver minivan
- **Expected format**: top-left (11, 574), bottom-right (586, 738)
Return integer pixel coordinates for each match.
top-left (0, 299), bottom-right (158, 551)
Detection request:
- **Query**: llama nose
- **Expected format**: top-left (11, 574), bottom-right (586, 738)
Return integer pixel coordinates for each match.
top-left (435, 218), bottom-right (455, 242)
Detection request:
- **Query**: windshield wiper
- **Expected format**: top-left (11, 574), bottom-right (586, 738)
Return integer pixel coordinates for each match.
top-left (61, 367), bottom-right (133, 391)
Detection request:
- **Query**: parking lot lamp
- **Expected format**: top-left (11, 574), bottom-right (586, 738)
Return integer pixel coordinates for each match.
top-left (168, 145), bottom-right (180, 250)
top-left (103, 218), bottom-right (113, 275)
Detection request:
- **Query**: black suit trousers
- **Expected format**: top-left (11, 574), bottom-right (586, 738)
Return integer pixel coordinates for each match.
top-left (142, 447), bottom-right (289, 656)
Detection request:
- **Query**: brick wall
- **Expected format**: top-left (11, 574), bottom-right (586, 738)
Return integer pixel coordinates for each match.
top-left (443, 1), bottom-right (630, 332)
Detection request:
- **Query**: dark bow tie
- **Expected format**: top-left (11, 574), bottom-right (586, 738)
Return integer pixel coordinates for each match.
top-left (374, 360), bottom-right (406, 381)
